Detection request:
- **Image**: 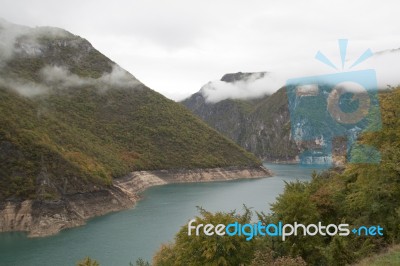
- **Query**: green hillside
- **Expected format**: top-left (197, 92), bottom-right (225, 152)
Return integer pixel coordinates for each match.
top-left (0, 22), bottom-right (260, 201)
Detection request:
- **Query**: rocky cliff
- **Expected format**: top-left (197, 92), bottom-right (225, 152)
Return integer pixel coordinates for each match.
top-left (181, 73), bottom-right (352, 164)
top-left (182, 75), bottom-right (300, 162)
top-left (0, 166), bottom-right (270, 237)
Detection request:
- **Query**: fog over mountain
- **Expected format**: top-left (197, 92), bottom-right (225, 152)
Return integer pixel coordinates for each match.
top-left (198, 48), bottom-right (400, 103)
top-left (1, 0), bottom-right (400, 100)
top-left (0, 19), bottom-right (140, 97)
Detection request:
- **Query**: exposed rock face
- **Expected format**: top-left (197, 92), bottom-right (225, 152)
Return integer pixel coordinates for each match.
top-left (118, 167), bottom-right (271, 184)
top-left (0, 166), bottom-right (271, 237)
top-left (182, 84), bottom-right (300, 162)
top-left (181, 92), bottom-right (251, 143)
top-left (0, 188), bottom-right (134, 237)
top-left (182, 73), bottom-right (351, 165)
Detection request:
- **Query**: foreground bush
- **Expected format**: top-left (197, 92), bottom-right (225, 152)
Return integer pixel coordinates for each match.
top-left (153, 207), bottom-right (256, 266)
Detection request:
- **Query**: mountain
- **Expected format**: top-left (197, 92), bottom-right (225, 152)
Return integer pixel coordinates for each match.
top-left (181, 73), bottom-right (300, 162)
top-left (0, 20), bottom-right (269, 235)
top-left (190, 45), bottom-right (400, 163)
top-left (181, 72), bottom-right (362, 164)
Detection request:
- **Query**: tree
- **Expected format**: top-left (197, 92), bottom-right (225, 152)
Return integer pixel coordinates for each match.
top-left (134, 258), bottom-right (150, 266)
top-left (76, 257), bottom-right (100, 266)
top-left (153, 207), bottom-right (256, 266)
top-left (250, 248), bottom-right (307, 266)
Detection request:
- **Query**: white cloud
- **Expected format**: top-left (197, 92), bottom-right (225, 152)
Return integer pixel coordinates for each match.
top-left (201, 73), bottom-right (282, 103)
top-left (0, 0), bottom-right (400, 100)
top-left (0, 18), bottom-right (30, 63)
top-left (0, 77), bottom-right (49, 97)
top-left (0, 64), bottom-right (140, 97)
top-left (40, 64), bottom-right (139, 90)
top-left (200, 48), bottom-right (400, 102)
top-left (363, 49), bottom-right (400, 89)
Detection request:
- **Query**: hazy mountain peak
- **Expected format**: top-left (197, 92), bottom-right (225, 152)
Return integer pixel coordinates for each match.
top-left (220, 72), bottom-right (267, 83)
top-left (193, 71), bottom-right (276, 103)
top-left (191, 46), bottom-right (400, 104)
top-left (374, 47), bottom-right (400, 56)
top-left (0, 20), bottom-right (142, 97)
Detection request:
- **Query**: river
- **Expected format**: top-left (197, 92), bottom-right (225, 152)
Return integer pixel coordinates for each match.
top-left (0, 163), bottom-right (326, 266)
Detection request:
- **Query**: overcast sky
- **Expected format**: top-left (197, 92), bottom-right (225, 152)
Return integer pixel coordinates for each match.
top-left (1, 0), bottom-right (399, 100)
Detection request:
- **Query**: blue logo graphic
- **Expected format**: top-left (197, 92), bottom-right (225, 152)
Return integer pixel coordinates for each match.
top-left (286, 39), bottom-right (382, 165)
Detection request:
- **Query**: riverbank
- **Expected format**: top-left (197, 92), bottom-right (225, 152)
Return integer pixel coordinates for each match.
top-left (0, 166), bottom-right (271, 237)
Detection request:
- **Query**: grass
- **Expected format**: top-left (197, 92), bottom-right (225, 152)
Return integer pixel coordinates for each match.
top-left (354, 245), bottom-right (400, 266)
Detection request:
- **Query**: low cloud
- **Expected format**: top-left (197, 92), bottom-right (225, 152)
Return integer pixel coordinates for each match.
top-left (0, 77), bottom-right (48, 97)
top-left (0, 19), bottom-right (140, 97)
top-left (0, 18), bottom-right (69, 64)
top-left (200, 49), bottom-right (400, 103)
top-left (97, 65), bottom-right (140, 89)
top-left (0, 64), bottom-right (140, 97)
top-left (0, 19), bottom-right (29, 64)
top-left (200, 73), bottom-right (284, 103)
top-left (40, 65), bottom-right (90, 87)
top-left (366, 49), bottom-right (400, 89)
top-left (40, 64), bottom-right (139, 90)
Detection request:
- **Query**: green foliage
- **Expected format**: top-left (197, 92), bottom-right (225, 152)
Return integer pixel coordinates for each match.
top-left (153, 207), bottom-right (256, 266)
top-left (0, 27), bottom-right (260, 200)
top-left (152, 244), bottom-right (177, 266)
top-left (159, 88), bottom-right (400, 266)
top-left (250, 248), bottom-right (307, 266)
top-left (256, 88), bottom-right (400, 265)
top-left (135, 258), bottom-right (150, 266)
top-left (76, 257), bottom-right (100, 266)
top-left (260, 181), bottom-right (326, 265)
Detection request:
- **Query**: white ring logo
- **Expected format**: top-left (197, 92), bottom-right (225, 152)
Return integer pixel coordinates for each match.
top-left (327, 82), bottom-right (370, 124)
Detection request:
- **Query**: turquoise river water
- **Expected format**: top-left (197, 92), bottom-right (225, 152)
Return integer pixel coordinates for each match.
top-left (0, 163), bottom-right (327, 265)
